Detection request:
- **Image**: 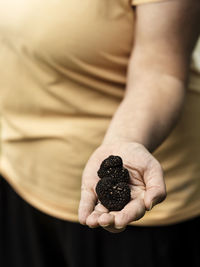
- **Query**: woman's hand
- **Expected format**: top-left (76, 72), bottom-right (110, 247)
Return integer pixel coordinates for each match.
top-left (78, 142), bottom-right (166, 233)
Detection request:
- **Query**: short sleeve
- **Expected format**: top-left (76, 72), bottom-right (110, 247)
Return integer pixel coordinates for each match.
top-left (132, 0), bottom-right (169, 6)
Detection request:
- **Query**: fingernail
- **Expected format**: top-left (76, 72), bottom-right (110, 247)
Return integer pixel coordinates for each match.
top-left (88, 225), bottom-right (97, 228)
top-left (101, 224), bottom-right (109, 227)
top-left (115, 225), bottom-right (124, 229)
top-left (149, 202), bottom-right (153, 211)
top-left (149, 200), bottom-right (156, 211)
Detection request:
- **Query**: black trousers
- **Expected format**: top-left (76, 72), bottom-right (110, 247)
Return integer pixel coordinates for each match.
top-left (0, 174), bottom-right (200, 267)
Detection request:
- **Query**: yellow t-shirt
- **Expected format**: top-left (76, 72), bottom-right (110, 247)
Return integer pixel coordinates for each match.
top-left (0, 0), bottom-right (200, 226)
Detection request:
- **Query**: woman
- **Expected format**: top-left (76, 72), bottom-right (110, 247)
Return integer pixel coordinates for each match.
top-left (0, 0), bottom-right (200, 266)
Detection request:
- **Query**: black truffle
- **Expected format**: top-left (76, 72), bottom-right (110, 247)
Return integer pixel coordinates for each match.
top-left (99, 155), bottom-right (123, 170)
top-left (98, 167), bottom-right (130, 183)
top-left (95, 155), bottom-right (131, 211)
top-left (96, 177), bottom-right (130, 211)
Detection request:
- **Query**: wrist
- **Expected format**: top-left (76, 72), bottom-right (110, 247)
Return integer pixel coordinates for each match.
top-left (101, 138), bottom-right (148, 153)
top-left (102, 133), bottom-right (152, 152)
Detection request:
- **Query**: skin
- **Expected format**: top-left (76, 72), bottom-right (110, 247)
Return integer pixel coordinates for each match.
top-left (79, 0), bottom-right (200, 233)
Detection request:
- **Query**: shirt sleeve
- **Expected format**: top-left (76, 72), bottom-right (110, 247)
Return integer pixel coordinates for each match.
top-left (131, 0), bottom-right (170, 6)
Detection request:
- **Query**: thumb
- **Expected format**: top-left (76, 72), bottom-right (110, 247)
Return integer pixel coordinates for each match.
top-left (78, 185), bottom-right (97, 225)
top-left (78, 160), bottom-right (99, 225)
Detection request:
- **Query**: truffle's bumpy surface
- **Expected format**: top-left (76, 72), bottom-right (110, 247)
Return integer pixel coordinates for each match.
top-left (97, 167), bottom-right (130, 183)
top-left (95, 155), bottom-right (131, 211)
top-left (99, 155), bottom-right (123, 169)
top-left (96, 177), bottom-right (130, 211)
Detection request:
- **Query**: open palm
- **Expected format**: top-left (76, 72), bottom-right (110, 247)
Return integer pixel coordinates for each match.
top-left (78, 142), bottom-right (166, 233)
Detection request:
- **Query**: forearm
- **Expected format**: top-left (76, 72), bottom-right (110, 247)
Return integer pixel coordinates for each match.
top-left (102, 0), bottom-right (200, 152)
top-left (102, 72), bottom-right (186, 152)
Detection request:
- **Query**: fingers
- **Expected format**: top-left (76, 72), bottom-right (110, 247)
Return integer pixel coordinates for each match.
top-left (88, 209), bottom-right (126, 233)
top-left (143, 160), bottom-right (166, 211)
top-left (144, 186), bottom-right (167, 211)
top-left (86, 203), bottom-right (109, 228)
top-left (87, 205), bottom-right (126, 233)
top-left (98, 212), bottom-right (126, 233)
top-left (113, 198), bottom-right (146, 229)
top-left (84, 198), bottom-right (146, 232)
top-left (98, 212), bottom-right (115, 227)
top-left (78, 186), bottom-right (97, 225)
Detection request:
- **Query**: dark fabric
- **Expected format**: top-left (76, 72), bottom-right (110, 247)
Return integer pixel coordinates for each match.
top-left (0, 173), bottom-right (200, 267)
